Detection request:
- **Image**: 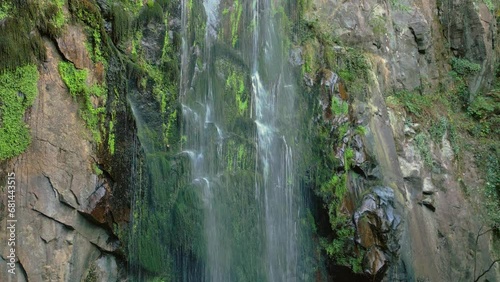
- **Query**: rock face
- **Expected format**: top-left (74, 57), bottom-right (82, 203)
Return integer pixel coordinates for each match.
top-left (354, 186), bottom-right (401, 276)
top-left (0, 35), bottom-right (121, 282)
top-left (307, 0), bottom-right (499, 280)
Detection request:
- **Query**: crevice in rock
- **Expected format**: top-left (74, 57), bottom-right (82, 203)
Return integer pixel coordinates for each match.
top-left (42, 173), bottom-right (59, 199)
top-left (42, 172), bottom-right (77, 209)
top-left (32, 209), bottom-right (75, 231)
top-left (70, 189), bottom-right (80, 206)
top-left (17, 258), bottom-right (28, 282)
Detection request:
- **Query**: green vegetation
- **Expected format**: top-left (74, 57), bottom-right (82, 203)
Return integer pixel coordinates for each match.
top-left (451, 57), bottom-right (481, 77)
top-left (414, 132), bottom-right (432, 166)
top-left (52, 0), bottom-right (66, 30)
top-left (58, 61), bottom-right (106, 143)
top-left (310, 91), bottom-right (366, 272)
top-left (0, 2), bottom-right (11, 20)
top-left (0, 65), bottom-right (39, 160)
top-left (483, 0), bottom-right (494, 12)
top-left (108, 105), bottom-right (116, 155)
top-left (230, 0), bottom-right (243, 47)
top-left (110, 3), bottom-right (132, 46)
top-left (429, 116), bottom-right (449, 142)
top-left (84, 262), bottom-right (97, 282)
top-left (389, 0), bottom-right (412, 12)
top-left (369, 14), bottom-right (386, 36)
top-left (296, 2), bottom-right (373, 272)
top-left (226, 71), bottom-right (248, 115)
top-left (137, 0), bottom-right (164, 24)
top-left (331, 96), bottom-right (348, 116)
top-left (92, 163), bottom-right (103, 175)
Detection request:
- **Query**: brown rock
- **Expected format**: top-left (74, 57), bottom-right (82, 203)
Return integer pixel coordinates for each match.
top-left (363, 246), bottom-right (386, 276)
top-left (56, 25), bottom-right (93, 70)
top-left (356, 214), bottom-right (380, 248)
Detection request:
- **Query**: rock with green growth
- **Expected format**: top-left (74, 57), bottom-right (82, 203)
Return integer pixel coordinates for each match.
top-left (0, 64), bottom-right (39, 160)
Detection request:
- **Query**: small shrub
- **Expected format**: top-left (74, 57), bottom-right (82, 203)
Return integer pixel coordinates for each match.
top-left (394, 90), bottom-right (432, 118)
top-left (414, 132), bottom-right (432, 166)
top-left (0, 2), bottom-right (11, 20)
top-left (451, 57), bottom-right (481, 76)
top-left (429, 116), bottom-right (448, 142)
top-left (331, 96), bottom-right (348, 116)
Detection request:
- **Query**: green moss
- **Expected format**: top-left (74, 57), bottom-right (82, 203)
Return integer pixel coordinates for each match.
top-left (108, 120), bottom-right (115, 155)
top-left (393, 90), bottom-right (432, 118)
top-left (320, 213), bottom-right (362, 272)
top-left (337, 48), bottom-right (369, 89)
top-left (138, 1), bottom-right (164, 25)
top-left (389, 0), bottom-right (411, 12)
top-left (92, 163), bottom-right (103, 175)
top-left (369, 14), bottom-right (386, 36)
top-left (302, 39), bottom-right (319, 75)
top-left (58, 61), bottom-right (106, 143)
top-left (226, 71), bottom-right (248, 115)
top-left (111, 3), bottom-right (132, 45)
top-left (84, 262), bottom-right (97, 282)
top-left (58, 61), bottom-right (88, 96)
top-left (52, 0), bottom-right (66, 30)
top-left (131, 30), bottom-right (143, 59)
top-left (229, 0), bottom-right (243, 47)
top-left (0, 2), bottom-right (11, 20)
top-left (481, 150), bottom-right (500, 228)
top-left (0, 16), bottom-right (46, 71)
top-left (0, 65), bottom-right (39, 160)
top-left (163, 109), bottom-right (178, 146)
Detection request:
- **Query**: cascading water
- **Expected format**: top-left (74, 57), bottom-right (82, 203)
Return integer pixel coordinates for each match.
top-left (130, 0), bottom-right (322, 281)
top-left (180, 0), bottom-right (319, 281)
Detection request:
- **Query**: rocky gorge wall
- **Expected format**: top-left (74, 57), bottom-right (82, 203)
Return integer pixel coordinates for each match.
top-left (298, 0), bottom-right (500, 280)
top-left (0, 0), bottom-right (498, 281)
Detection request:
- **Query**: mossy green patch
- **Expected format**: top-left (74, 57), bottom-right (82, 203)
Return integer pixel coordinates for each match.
top-left (230, 0), bottom-right (243, 47)
top-left (226, 71), bottom-right (248, 115)
top-left (58, 61), bottom-right (106, 143)
top-left (0, 65), bottom-right (39, 160)
top-left (0, 2), bottom-right (11, 21)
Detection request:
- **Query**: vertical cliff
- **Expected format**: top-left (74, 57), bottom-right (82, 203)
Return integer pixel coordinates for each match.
top-left (298, 0), bottom-right (500, 280)
top-left (0, 0), bottom-right (175, 281)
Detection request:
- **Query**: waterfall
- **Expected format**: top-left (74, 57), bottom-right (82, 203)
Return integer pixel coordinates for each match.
top-left (251, 1), bottom-right (301, 280)
top-left (129, 0), bottom-right (320, 281)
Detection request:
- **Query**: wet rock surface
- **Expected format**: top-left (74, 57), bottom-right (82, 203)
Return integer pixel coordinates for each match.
top-left (354, 186), bottom-right (401, 276)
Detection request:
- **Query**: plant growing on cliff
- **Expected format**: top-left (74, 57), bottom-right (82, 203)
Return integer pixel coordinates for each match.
top-left (0, 65), bottom-right (39, 160)
top-left (58, 61), bottom-right (106, 143)
top-left (0, 2), bottom-right (11, 20)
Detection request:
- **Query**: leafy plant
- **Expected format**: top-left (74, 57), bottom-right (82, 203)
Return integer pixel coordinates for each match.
top-left (0, 65), bottom-right (39, 160)
top-left (429, 116), bottom-right (449, 142)
top-left (414, 132), bottom-right (432, 167)
top-left (331, 96), bottom-right (348, 116)
top-left (451, 57), bottom-right (481, 76)
top-left (0, 2), bottom-right (11, 20)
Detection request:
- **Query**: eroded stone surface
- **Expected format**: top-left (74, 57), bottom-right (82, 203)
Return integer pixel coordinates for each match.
top-left (0, 39), bottom-right (119, 282)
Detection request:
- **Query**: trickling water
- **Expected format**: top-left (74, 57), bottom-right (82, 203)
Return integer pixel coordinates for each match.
top-left (178, 0), bottom-right (319, 280)
top-left (130, 0), bottom-right (321, 281)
